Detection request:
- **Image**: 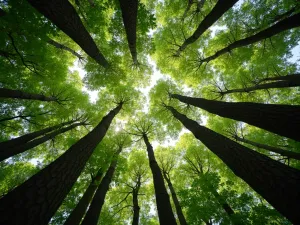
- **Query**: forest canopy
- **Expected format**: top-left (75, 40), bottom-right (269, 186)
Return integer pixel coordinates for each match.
top-left (0, 0), bottom-right (300, 224)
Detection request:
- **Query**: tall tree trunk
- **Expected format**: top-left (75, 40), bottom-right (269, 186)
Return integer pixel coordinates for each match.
top-left (47, 38), bottom-right (84, 60)
top-left (165, 105), bottom-right (300, 224)
top-left (170, 93), bottom-right (300, 141)
top-left (0, 122), bottom-right (85, 162)
top-left (132, 176), bottom-right (141, 225)
top-left (200, 13), bottom-right (300, 63)
top-left (0, 88), bottom-right (58, 102)
top-left (258, 74), bottom-right (300, 83)
top-left (163, 172), bottom-right (187, 225)
top-left (63, 168), bottom-right (104, 225)
top-left (0, 120), bottom-right (75, 149)
top-left (119, 0), bottom-right (138, 64)
top-left (81, 147), bottom-right (123, 225)
top-left (234, 135), bottom-right (300, 161)
top-left (26, 0), bottom-right (109, 67)
top-left (175, 0), bottom-right (238, 56)
top-left (142, 134), bottom-right (177, 225)
top-left (0, 103), bottom-right (122, 225)
top-left (218, 73), bottom-right (300, 96)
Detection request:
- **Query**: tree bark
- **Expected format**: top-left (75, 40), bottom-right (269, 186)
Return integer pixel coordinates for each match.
top-left (175, 0), bottom-right (238, 56)
top-left (0, 120), bottom-right (75, 149)
top-left (47, 38), bottom-right (84, 60)
top-left (170, 93), bottom-right (300, 142)
top-left (0, 103), bottom-right (122, 225)
top-left (119, 0), bottom-right (138, 64)
top-left (81, 147), bottom-right (123, 225)
top-left (0, 87), bottom-right (58, 102)
top-left (142, 134), bottom-right (177, 225)
top-left (163, 172), bottom-right (187, 225)
top-left (0, 122), bottom-right (84, 162)
top-left (26, 0), bottom-right (109, 67)
top-left (63, 168), bottom-right (104, 225)
top-left (132, 176), bottom-right (141, 225)
top-left (234, 135), bottom-right (300, 161)
top-left (166, 105), bottom-right (300, 224)
top-left (200, 13), bottom-right (300, 63)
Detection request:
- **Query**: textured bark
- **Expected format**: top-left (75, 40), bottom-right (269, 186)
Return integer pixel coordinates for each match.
top-left (47, 38), bottom-right (83, 60)
top-left (170, 93), bottom-right (300, 141)
top-left (175, 0), bottom-right (238, 56)
top-left (119, 0), bottom-right (138, 64)
top-left (81, 147), bottom-right (123, 225)
top-left (0, 103), bottom-right (122, 225)
top-left (166, 105), bottom-right (300, 224)
top-left (0, 122), bottom-right (84, 162)
top-left (26, 0), bottom-right (108, 67)
top-left (132, 176), bottom-right (141, 225)
top-left (0, 120), bottom-right (75, 149)
top-left (63, 168), bottom-right (104, 225)
top-left (163, 172), bottom-right (187, 225)
top-left (201, 13), bottom-right (300, 63)
top-left (234, 135), bottom-right (300, 161)
top-left (219, 73), bottom-right (300, 95)
top-left (0, 88), bottom-right (57, 102)
top-left (142, 134), bottom-right (177, 225)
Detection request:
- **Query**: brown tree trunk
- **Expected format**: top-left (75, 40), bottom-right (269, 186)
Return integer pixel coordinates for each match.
top-left (201, 13), bottom-right (300, 63)
top-left (166, 105), bottom-right (300, 224)
top-left (163, 172), bottom-right (187, 225)
top-left (234, 135), bottom-right (300, 161)
top-left (170, 93), bottom-right (300, 141)
top-left (0, 120), bottom-right (75, 149)
top-left (47, 38), bottom-right (84, 60)
top-left (26, 0), bottom-right (109, 67)
top-left (0, 88), bottom-right (57, 102)
top-left (175, 0), bottom-right (238, 56)
top-left (132, 176), bottom-right (141, 225)
top-left (63, 168), bottom-right (104, 225)
top-left (119, 0), bottom-right (138, 64)
top-left (0, 122), bottom-right (85, 162)
top-left (81, 147), bottom-right (123, 225)
top-left (142, 134), bottom-right (177, 225)
top-left (0, 103), bottom-right (122, 225)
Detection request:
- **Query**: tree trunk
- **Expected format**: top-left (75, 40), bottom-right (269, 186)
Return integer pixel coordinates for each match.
top-left (166, 105), bottom-right (300, 224)
top-left (142, 134), bottom-right (177, 225)
top-left (26, 0), bottom-right (109, 67)
top-left (47, 38), bottom-right (84, 60)
top-left (170, 93), bottom-right (300, 141)
top-left (63, 168), bottom-right (104, 225)
top-left (201, 13), bottom-right (300, 63)
top-left (132, 177), bottom-right (141, 225)
top-left (258, 74), bottom-right (300, 83)
top-left (81, 147), bottom-right (123, 225)
top-left (0, 103), bottom-right (122, 225)
top-left (0, 120), bottom-right (75, 149)
top-left (163, 172), bottom-right (187, 225)
top-left (0, 88), bottom-right (58, 102)
top-left (119, 0), bottom-right (138, 64)
top-left (0, 122), bottom-right (85, 162)
top-left (234, 135), bottom-right (300, 161)
top-left (175, 0), bottom-right (238, 56)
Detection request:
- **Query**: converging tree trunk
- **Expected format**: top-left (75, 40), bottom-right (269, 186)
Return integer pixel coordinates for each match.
top-left (165, 105), bottom-right (300, 224)
top-left (81, 147), bottom-right (123, 225)
top-left (119, 0), bottom-right (138, 64)
top-left (142, 134), bottom-right (177, 225)
top-left (170, 93), bottom-right (300, 141)
top-left (26, 0), bottom-right (109, 67)
top-left (233, 135), bottom-right (300, 161)
top-left (163, 171), bottom-right (187, 225)
top-left (47, 38), bottom-right (84, 60)
top-left (175, 0), bottom-right (238, 56)
top-left (132, 175), bottom-right (141, 225)
top-left (0, 103), bottom-right (122, 225)
top-left (0, 120), bottom-right (75, 149)
top-left (0, 122), bottom-right (85, 162)
top-left (200, 13), bottom-right (300, 63)
top-left (63, 168), bottom-right (104, 225)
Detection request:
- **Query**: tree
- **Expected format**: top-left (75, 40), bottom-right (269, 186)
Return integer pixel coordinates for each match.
top-left (47, 38), bottom-right (84, 60)
top-left (0, 103), bottom-right (123, 225)
top-left (164, 104), bottom-right (300, 224)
